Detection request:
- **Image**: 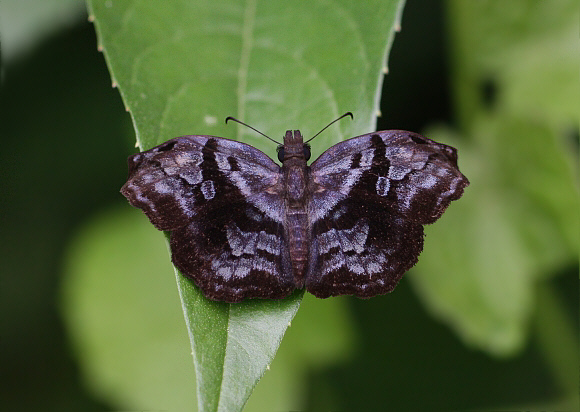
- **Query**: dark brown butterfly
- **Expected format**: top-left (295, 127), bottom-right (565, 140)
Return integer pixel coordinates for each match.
top-left (121, 115), bottom-right (468, 302)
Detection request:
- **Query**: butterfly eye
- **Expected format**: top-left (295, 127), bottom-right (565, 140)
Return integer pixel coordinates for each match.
top-left (303, 144), bottom-right (311, 161)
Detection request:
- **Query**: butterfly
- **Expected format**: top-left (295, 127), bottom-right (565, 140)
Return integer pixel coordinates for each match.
top-left (121, 114), bottom-right (468, 302)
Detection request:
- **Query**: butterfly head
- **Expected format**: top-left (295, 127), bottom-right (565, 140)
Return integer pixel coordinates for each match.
top-left (277, 130), bottom-right (311, 162)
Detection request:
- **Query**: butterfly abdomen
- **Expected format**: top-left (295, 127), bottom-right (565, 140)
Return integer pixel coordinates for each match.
top-left (286, 208), bottom-right (309, 286)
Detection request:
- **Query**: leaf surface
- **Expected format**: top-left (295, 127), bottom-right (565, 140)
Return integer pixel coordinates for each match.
top-left (87, 1), bottom-right (406, 410)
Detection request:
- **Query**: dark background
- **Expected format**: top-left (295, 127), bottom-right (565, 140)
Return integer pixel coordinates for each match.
top-left (1, 1), bottom-right (577, 411)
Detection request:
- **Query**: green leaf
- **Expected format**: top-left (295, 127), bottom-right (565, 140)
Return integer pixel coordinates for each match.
top-left (176, 276), bottom-right (302, 412)
top-left (87, 0), bottom-right (406, 410)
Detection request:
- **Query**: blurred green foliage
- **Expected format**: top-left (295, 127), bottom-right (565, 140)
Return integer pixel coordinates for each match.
top-left (1, 0), bottom-right (578, 411)
top-left (412, 0), bottom-right (579, 357)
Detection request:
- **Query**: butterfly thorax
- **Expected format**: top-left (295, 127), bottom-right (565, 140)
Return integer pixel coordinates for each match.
top-left (281, 130), bottom-right (310, 287)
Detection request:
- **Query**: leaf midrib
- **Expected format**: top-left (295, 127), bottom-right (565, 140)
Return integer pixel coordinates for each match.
top-left (235, 0), bottom-right (258, 140)
top-left (215, 304), bottom-right (231, 412)
top-left (214, 1), bottom-right (258, 411)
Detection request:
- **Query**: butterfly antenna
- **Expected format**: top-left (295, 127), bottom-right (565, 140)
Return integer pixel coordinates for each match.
top-left (305, 112), bottom-right (354, 143)
top-left (225, 116), bottom-right (282, 145)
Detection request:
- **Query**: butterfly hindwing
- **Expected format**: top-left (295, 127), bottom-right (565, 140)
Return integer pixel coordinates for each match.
top-left (170, 201), bottom-right (295, 302)
top-left (121, 135), bottom-right (295, 302)
top-left (306, 196), bottom-right (424, 298)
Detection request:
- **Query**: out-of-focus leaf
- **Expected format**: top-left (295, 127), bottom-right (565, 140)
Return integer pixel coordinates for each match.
top-left (411, 0), bottom-right (579, 355)
top-left (0, 0), bottom-right (85, 62)
top-left (61, 207), bottom-right (196, 411)
top-left (448, 0), bottom-right (580, 128)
